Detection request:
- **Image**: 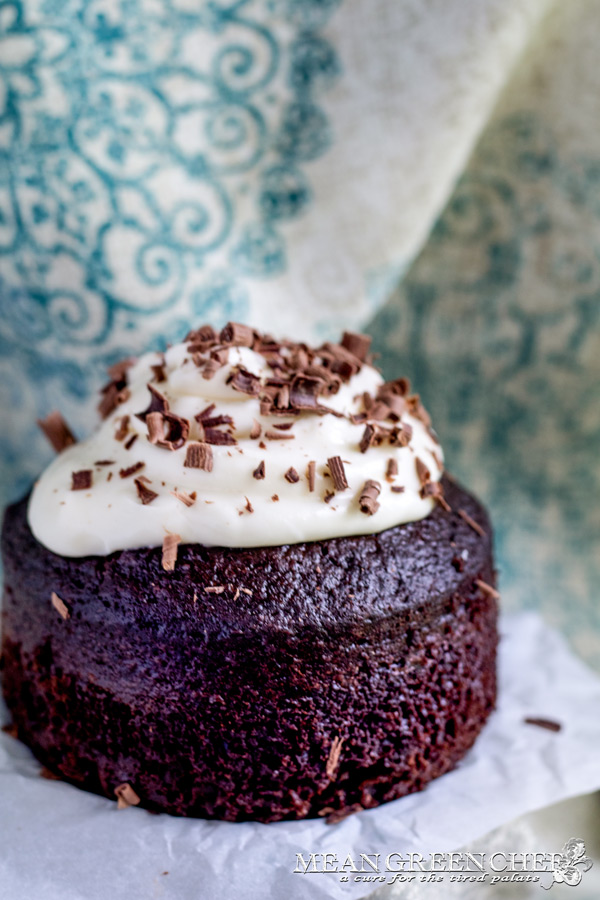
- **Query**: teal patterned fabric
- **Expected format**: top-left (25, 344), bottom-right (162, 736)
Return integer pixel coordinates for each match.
top-left (368, 112), bottom-right (600, 667)
top-left (0, 0), bottom-right (340, 500)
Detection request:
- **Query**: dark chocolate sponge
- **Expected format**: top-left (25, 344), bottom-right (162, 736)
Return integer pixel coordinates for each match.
top-left (1, 475), bottom-right (497, 822)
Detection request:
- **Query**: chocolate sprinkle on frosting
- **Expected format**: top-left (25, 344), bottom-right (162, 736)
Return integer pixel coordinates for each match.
top-left (37, 411), bottom-right (76, 454)
top-left (253, 461), bottom-right (265, 480)
top-left (228, 366), bottom-right (261, 396)
top-left (203, 427), bottom-right (236, 446)
top-left (359, 424), bottom-right (377, 454)
top-left (134, 478), bottom-right (158, 505)
top-left (50, 591), bottom-right (70, 620)
top-left (119, 461), bottom-right (145, 479)
top-left (327, 456), bottom-right (348, 492)
top-left (114, 415), bottom-right (130, 442)
top-left (415, 457), bottom-right (431, 485)
top-left (71, 470), bottom-right (92, 491)
top-left (184, 442), bottom-right (213, 471)
top-left (220, 321), bottom-right (254, 347)
top-left (285, 467), bottom-right (300, 483)
top-left (359, 480), bottom-right (381, 515)
top-left (162, 533), bottom-right (181, 572)
top-left (171, 490), bottom-right (197, 507)
top-left (524, 717), bottom-right (562, 733)
top-left (265, 430), bottom-right (294, 441)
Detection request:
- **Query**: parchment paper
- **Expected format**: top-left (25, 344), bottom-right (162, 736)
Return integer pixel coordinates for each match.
top-left (1, 612), bottom-right (600, 900)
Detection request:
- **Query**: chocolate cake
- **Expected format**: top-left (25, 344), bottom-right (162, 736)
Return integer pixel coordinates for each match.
top-left (0, 324), bottom-right (498, 822)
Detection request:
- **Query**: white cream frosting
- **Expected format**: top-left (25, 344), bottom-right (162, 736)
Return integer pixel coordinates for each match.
top-left (28, 339), bottom-right (444, 557)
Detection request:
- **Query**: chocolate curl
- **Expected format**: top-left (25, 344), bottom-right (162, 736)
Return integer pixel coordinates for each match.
top-left (220, 322), bottom-right (254, 347)
top-left (358, 480), bottom-right (381, 515)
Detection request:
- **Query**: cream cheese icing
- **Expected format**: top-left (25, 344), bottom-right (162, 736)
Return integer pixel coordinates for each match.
top-left (28, 328), bottom-right (445, 557)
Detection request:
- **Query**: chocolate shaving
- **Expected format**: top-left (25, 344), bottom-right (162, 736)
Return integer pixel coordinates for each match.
top-left (474, 578), bottom-right (500, 600)
top-left (162, 533), bottom-right (181, 572)
top-left (98, 383), bottom-right (130, 420)
top-left (94, 460), bottom-right (115, 466)
top-left (359, 423), bottom-right (377, 453)
top-left (171, 489), bottom-right (197, 507)
top-left (146, 411), bottom-right (165, 444)
top-left (119, 461), bottom-right (145, 479)
top-left (367, 401), bottom-right (391, 421)
top-left (195, 404), bottom-right (216, 422)
top-left (358, 479), bottom-right (381, 515)
top-left (50, 591), bottom-right (70, 620)
top-left (244, 496), bottom-right (254, 513)
top-left (204, 585), bottom-right (225, 594)
top-left (71, 469), bottom-right (92, 491)
top-left (114, 782), bottom-right (141, 810)
top-left (134, 478), bottom-right (158, 505)
top-left (202, 358), bottom-right (224, 380)
top-left (228, 366), bottom-right (261, 396)
top-left (341, 331), bottom-right (371, 362)
top-left (386, 458), bottom-right (398, 482)
top-left (391, 485), bottom-right (405, 493)
top-left (393, 423), bottom-right (413, 446)
top-left (324, 490), bottom-right (335, 504)
top-left (327, 456), bottom-right (348, 491)
top-left (186, 323), bottom-right (217, 348)
top-left (156, 412), bottom-right (189, 451)
top-left (421, 480), bottom-right (451, 511)
top-left (289, 375), bottom-right (323, 409)
top-left (253, 461), bottom-right (265, 480)
top-left (203, 427), bottom-right (236, 446)
top-left (114, 415), bottom-right (130, 442)
top-left (265, 430), bottom-right (294, 441)
top-left (307, 460), bottom-right (316, 492)
top-left (272, 421), bottom-right (294, 430)
top-left (124, 433), bottom-right (138, 451)
top-left (220, 321), bottom-right (254, 347)
top-left (271, 494), bottom-right (279, 502)
top-left (524, 717), bottom-right (562, 733)
top-left (37, 411), bottom-right (76, 453)
top-left (184, 442), bottom-right (213, 471)
top-left (136, 384), bottom-right (169, 422)
top-left (201, 414), bottom-right (234, 428)
top-left (250, 419), bottom-right (262, 440)
top-left (458, 508), bottom-right (486, 537)
top-left (326, 736), bottom-right (344, 780)
top-left (285, 467), bottom-right (300, 483)
top-left (415, 457), bottom-right (431, 485)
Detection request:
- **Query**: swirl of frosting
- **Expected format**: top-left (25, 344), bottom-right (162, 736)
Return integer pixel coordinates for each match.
top-left (28, 325), bottom-right (446, 557)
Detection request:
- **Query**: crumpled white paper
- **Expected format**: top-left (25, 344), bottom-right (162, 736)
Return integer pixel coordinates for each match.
top-left (1, 612), bottom-right (599, 900)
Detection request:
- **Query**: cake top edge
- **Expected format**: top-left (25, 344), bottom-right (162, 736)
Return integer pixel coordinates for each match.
top-left (28, 322), bottom-right (446, 560)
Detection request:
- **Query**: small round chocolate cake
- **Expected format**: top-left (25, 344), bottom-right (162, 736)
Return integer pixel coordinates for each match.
top-left (1, 324), bottom-right (498, 822)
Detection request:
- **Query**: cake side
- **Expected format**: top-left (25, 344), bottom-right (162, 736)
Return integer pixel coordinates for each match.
top-left (1, 476), bottom-right (498, 822)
